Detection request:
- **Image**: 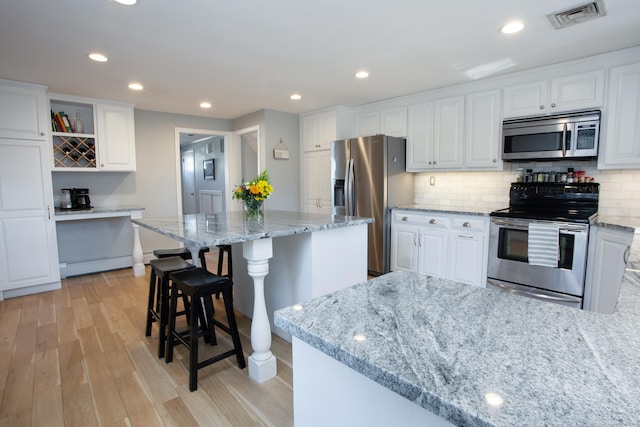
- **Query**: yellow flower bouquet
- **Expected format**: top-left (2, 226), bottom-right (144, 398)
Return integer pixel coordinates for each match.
top-left (233, 170), bottom-right (274, 223)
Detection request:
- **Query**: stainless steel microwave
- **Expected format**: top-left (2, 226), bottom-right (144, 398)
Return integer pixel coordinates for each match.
top-left (502, 110), bottom-right (600, 161)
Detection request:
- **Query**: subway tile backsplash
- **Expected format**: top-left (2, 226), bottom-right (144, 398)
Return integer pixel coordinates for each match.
top-left (414, 161), bottom-right (640, 217)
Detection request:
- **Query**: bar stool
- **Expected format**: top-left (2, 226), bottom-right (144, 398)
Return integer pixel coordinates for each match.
top-left (145, 256), bottom-right (196, 358)
top-left (166, 268), bottom-right (246, 391)
top-left (153, 247), bottom-right (210, 271)
top-left (215, 245), bottom-right (233, 299)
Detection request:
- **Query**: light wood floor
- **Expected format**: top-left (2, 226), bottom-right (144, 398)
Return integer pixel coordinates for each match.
top-left (0, 258), bottom-right (294, 426)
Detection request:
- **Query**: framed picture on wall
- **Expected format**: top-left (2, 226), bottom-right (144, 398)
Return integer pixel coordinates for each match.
top-left (203, 159), bottom-right (215, 180)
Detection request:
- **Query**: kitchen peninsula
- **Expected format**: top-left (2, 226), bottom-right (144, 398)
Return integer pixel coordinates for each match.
top-left (275, 270), bottom-right (640, 426)
top-left (132, 210), bottom-right (372, 383)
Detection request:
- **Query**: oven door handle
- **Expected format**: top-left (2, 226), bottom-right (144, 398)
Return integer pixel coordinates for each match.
top-left (487, 279), bottom-right (580, 304)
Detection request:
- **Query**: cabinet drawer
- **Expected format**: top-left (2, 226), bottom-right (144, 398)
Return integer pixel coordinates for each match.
top-left (393, 211), bottom-right (450, 228)
top-left (451, 217), bottom-right (486, 231)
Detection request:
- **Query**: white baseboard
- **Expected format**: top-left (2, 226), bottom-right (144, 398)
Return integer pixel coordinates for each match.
top-left (60, 256), bottom-right (134, 278)
top-left (2, 280), bottom-right (62, 300)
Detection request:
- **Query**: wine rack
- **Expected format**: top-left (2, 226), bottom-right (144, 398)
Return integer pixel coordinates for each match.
top-left (53, 134), bottom-right (96, 168)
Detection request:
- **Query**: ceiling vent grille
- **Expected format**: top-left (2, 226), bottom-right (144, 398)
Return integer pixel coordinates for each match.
top-left (547, 0), bottom-right (607, 29)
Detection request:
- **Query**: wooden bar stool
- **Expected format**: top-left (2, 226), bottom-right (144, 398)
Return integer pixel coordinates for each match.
top-left (145, 256), bottom-right (196, 358)
top-left (166, 268), bottom-right (246, 391)
top-left (153, 247), bottom-right (210, 271)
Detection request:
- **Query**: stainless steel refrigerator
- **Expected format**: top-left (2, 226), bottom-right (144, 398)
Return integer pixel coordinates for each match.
top-left (331, 135), bottom-right (414, 276)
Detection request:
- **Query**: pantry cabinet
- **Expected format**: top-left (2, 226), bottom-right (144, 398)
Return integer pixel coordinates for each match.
top-left (599, 62), bottom-right (640, 169)
top-left (300, 106), bottom-right (353, 213)
top-left (0, 80), bottom-right (60, 298)
top-left (50, 94), bottom-right (136, 171)
top-left (502, 70), bottom-right (605, 118)
top-left (391, 209), bottom-right (488, 287)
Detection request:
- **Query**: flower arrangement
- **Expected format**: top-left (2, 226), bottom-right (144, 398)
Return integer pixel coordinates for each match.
top-left (233, 170), bottom-right (274, 222)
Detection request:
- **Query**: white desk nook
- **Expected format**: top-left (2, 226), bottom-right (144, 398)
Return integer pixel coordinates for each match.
top-left (132, 210), bottom-right (372, 383)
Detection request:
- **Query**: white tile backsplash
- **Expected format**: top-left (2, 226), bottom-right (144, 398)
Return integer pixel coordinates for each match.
top-left (414, 165), bottom-right (640, 217)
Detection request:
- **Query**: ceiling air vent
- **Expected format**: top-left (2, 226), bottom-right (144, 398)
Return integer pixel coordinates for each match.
top-left (547, 0), bottom-right (607, 29)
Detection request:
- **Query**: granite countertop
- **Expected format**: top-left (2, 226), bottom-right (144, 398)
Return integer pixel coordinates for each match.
top-left (275, 270), bottom-right (640, 426)
top-left (395, 204), bottom-right (495, 216)
top-left (54, 205), bottom-right (145, 216)
top-left (132, 210), bottom-right (373, 247)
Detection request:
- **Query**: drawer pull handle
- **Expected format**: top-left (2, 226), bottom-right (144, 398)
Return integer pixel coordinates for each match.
top-left (402, 216), bottom-right (408, 221)
top-left (463, 222), bottom-right (471, 227)
top-left (429, 219), bottom-right (436, 224)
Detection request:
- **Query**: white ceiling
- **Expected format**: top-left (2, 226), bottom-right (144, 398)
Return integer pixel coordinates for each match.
top-left (1, 0), bottom-right (639, 120)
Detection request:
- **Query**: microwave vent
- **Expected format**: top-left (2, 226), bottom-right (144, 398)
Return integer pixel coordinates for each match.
top-left (547, 0), bottom-right (607, 29)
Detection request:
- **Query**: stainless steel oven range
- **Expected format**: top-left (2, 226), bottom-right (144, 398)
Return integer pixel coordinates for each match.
top-left (488, 182), bottom-right (599, 308)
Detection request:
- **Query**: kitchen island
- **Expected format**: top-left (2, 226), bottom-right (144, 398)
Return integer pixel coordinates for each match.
top-left (132, 210), bottom-right (372, 383)
top-left (275, 270), bottom-right (640, 426)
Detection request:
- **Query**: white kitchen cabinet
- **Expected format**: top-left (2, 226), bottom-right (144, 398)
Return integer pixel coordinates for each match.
top-left (391, 210), bottom-right (488, 287)
top-left (356, 107), bottom-right (407, 138)
top-left (0, 81), bottom-right (60, 298)
top-left (464, 89), bottom-right (501, 169)
top-left (301, 106), bottom-right (353, 152)
top-left (96, 102), bottom-right (136, 171)
top-left (584, 225), bottom-right (634, 314)
top-left (50, 94), bottom-right (136, 171)
top-left (0, 79), bottom-right (48, 140)
top-left (503, 70), bottom-right (605, 118)
top-left (599, 62), bottom-right (640, 169)
top-left (302, 150), bottom-right (332, 213)
top-left (406, 97), bottom-right (463, 171)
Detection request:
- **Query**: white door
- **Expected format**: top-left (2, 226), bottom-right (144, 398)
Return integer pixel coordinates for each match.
top-left (181, 150), bottom-right (197, 214)
top-left (0, 139), bottom-right (59, 291)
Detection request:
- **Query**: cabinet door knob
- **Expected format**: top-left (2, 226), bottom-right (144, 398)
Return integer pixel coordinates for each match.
top-left (551, 103), bottom-right (556, 108)
top-left (40, 131), bottom-right (45, 136)
top-left (463, 222), bottom-right (471, 227)
top-left (539, 105), bottom-right (545, 109)
top-left (492, 159), bottom-right (497, 163)
top-left (429, 219), bottom-right (436, 224)
top-left (402, 216), bottom-right (408, 221)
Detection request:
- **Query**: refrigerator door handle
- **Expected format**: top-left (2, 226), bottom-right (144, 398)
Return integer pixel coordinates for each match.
top-left (346, 159), bottom-right (355, 216)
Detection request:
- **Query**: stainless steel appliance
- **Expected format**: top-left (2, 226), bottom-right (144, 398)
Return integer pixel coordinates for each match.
top-left (488, 182), bottom-right (599, 308)
top-left (331, 135), bottom-right (414, 276)
top-left (60, 188), bottom-right (73, 209)
top-left (70, 188), bottom-right (91, 209)
top-left (502, 110), bottom-right (600, 161)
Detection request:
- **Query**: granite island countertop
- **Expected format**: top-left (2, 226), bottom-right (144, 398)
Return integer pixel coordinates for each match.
top-left (132, 210), bottom-right (373, 247)
top-left (275, 270), bottom-right (640, 426)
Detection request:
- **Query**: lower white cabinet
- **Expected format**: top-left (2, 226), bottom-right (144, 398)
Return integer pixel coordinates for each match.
top-left (0, 138), bottom-right (60, 296)
top-left (391, 210), bottom-right (488, 287)
top-left (584, 225), bottom-right (634, 314)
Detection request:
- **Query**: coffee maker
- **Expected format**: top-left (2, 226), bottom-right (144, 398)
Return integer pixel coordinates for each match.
top-left (70, 188), bottom-right (91, 209)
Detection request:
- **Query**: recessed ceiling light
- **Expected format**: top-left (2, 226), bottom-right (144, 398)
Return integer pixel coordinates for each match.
top-left (290, 94), bottom-right (302, 100)
top-left (354, 71), bottom-right (369, 79)
top-left (114, 0), bottom-right (137, 5)
top-left (500, 21), bottom-right (525, 34)
top-left (128, 82), bottom-right (143, 91)
top-left (88, 53), bottom-right (108, 62)
top-left (200, 102), bottom-right (212, 109)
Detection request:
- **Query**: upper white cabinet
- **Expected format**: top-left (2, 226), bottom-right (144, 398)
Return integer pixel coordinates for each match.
top-left (301, 106), bottom-right (353, 152)
top-left (50, 94), bottom-right (136, 171)
top-left (96, 102), bottom-right (136, 171)
top-left (355, 107), bottom-right (407, 138)
top-left (503, 70), bottom-right (605, 118)
top-left (599, 62), bottom-right (640, 169)
top-left (0, 79), bottom-right (48, 140)
top-left (406, 96), bottom-right (464, 171)
top-left (464, 90), bottom-right (501, 169)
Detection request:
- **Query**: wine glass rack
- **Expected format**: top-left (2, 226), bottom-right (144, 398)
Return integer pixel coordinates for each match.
top-left (52, 133), bottom-right (96, 168)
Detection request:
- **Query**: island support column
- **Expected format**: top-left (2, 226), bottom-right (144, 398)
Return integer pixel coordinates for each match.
top-left (130, 210), bottom-right (145, 277)
top-left (243, 238), bottom-right (277, 383)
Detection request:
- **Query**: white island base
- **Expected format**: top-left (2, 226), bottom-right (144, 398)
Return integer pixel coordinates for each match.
top-left (293, 337), bottom-right (454, 427)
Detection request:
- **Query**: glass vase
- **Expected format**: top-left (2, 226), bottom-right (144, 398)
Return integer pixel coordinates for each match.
top-left (244, 200), bottom-right (264, 231)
